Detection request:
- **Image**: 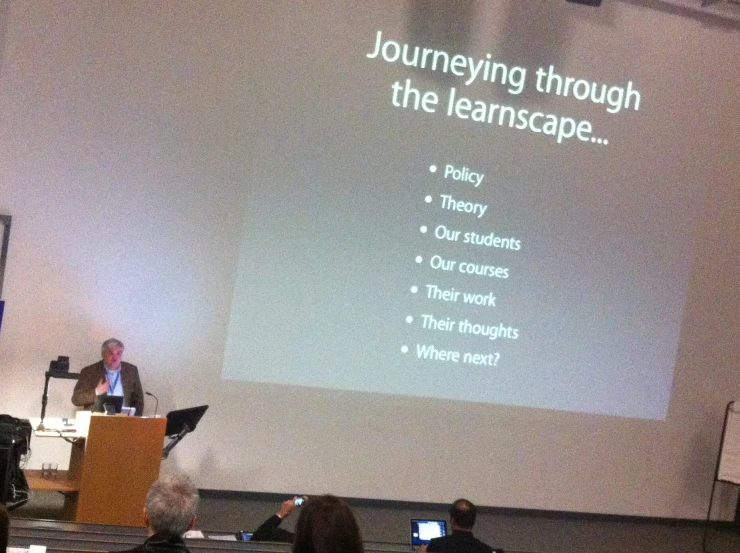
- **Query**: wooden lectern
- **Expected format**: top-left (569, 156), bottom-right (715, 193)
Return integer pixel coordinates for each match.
top-left (28, 415), bottom-right (166, 526)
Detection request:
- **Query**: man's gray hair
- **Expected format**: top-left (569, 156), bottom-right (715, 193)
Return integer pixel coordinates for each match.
top-left (101, 338), bottom-right (124, 355)
top-left (145, 473), bottom-right (199, 536)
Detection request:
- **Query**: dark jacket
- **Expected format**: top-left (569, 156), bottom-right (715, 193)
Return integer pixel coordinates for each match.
top-left (427, 530), bottom-right (495, 553)
top-left (114, 532), bottom-right (190, 553)
top-left (250, 514), bottom-right (294, 543)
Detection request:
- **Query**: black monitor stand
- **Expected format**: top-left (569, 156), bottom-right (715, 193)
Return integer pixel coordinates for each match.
top-left (162, 405), bottom-right (208, 459)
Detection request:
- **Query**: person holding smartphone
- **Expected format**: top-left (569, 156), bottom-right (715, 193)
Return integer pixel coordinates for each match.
top-left (250, 496), bottom-right (307, 543)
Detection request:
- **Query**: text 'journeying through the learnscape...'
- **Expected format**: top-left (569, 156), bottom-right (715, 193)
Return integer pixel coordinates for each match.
top-left (401, 164), bottom-right (521, 368)
top-left (367, 30), bottom-right (644, 146)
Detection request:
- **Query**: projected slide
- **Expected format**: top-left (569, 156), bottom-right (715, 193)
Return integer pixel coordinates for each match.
top-left (222, 15), bottom-right (703, 420)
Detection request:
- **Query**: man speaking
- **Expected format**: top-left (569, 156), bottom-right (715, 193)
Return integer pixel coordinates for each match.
top-left (72, 338), bottom-right (144, 416)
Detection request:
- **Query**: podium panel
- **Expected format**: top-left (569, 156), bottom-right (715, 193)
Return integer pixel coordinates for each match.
top-left (75, 416), bottom-right (166, 526)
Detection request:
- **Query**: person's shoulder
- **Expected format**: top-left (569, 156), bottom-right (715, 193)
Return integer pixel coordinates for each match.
top-left (121, 361), bottom-right (139, 372)
top-left (426, 534), bottom-right (452, 551)
top-left (80, 360), bottom-right (104, 373)
top-left (471, 535), bottom-right (494, 553)
top-left (430, 532), bottom-right (493, 553)
top-left (110, 543), bottom-right (188, 553)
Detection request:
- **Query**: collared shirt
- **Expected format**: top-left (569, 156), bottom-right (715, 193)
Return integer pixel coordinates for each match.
top-left (105, 368), bottom-right (123, 396)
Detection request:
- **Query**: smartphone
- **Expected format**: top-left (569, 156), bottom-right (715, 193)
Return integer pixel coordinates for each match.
top-left (294, 497), bottom-right (305, 506)
top-left (236, 531), bottom-right (252, 541)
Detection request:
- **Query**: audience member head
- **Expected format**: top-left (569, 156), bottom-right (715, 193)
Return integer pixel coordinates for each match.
top-left (144, 473), bottom-right (199, 537)
top-left (450, 498), bottom-right (477, 530)
top-left (1, 502), bottom-right (9, 551)
top-left (293, 495), bottom-right (363, 553)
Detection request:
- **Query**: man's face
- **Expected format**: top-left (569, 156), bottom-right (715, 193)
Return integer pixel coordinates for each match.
top-left (102, 345), bottom-right (123, 371)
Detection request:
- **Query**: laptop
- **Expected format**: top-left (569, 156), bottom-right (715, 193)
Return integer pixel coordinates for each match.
top-left (94, 394), bottom-right (124, 414)
top-left (410, 519), bottom-right (447, 546)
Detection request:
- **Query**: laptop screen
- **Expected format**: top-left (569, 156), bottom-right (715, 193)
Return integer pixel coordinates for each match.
top-left (410, 519), bottom-right (447, 546)
top-left (94, 394), bottom-right (124, 413)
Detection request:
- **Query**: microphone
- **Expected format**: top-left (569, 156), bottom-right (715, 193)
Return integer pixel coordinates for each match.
top-left (145, 391), bottom-right (159, 417)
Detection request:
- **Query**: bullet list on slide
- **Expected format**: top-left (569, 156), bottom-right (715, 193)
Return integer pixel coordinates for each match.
top-left (408, 160), bottom-right (509, 368)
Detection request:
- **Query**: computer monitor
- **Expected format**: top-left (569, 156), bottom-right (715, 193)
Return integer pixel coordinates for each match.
top-left (165, 405), bottom-right (209, 437)
top-left (410, 519), bottom-right (447, 546)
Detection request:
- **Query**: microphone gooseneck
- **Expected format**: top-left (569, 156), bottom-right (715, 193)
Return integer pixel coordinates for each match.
top-left (145, 391), bottom-right (159, 417)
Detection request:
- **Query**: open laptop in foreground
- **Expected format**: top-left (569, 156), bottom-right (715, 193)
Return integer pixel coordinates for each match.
top-left (410, 519), bottom-right (447, 547)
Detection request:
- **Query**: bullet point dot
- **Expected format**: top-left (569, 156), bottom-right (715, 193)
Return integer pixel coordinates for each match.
top-left (429, 165), bottom-right (437, 173)
top-left (410, 286), bottom-right (418, 293)
top-left (415, 256), bottom-right (423, 264)
top-left (406, 316), bottom-right (413, 323)
top-left (420, 226), bottom-right (427, 233)
top-left (425, 195), bottom-right (432, 204)
top-left (401, 345), bottom-right (409, 354)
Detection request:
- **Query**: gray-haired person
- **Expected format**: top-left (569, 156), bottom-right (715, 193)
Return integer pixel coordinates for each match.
top-left (116, 473), bottom-right (199, 553)
top-left (72, 338), bottom-right (145, 415)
